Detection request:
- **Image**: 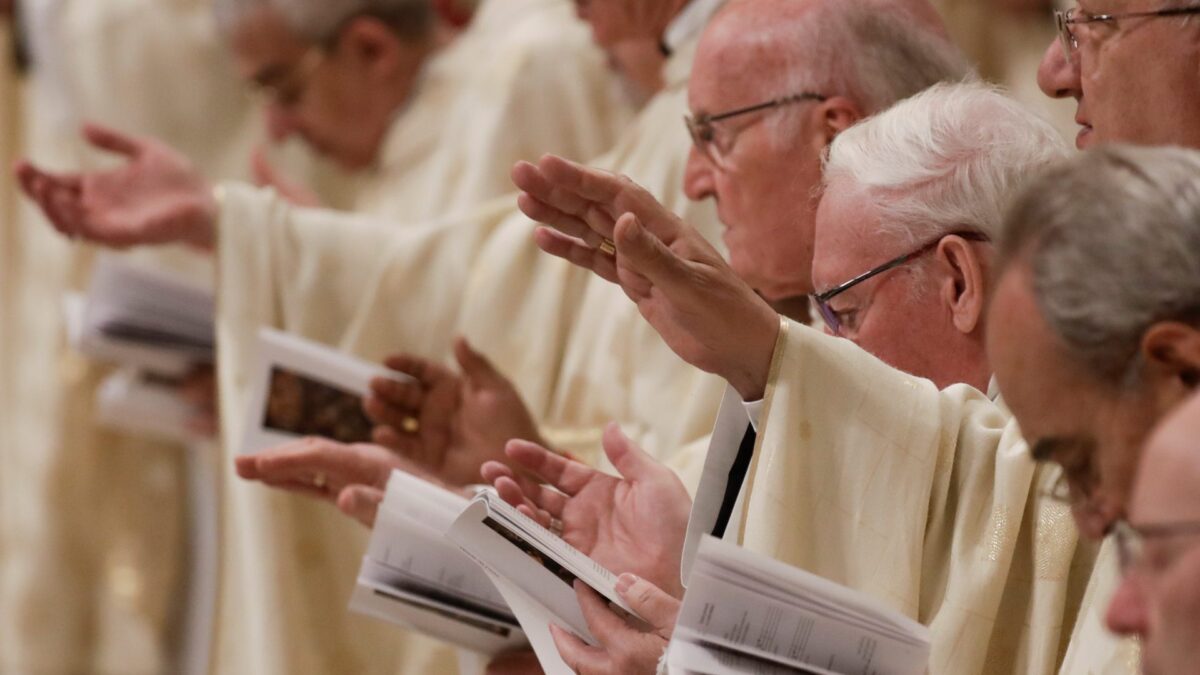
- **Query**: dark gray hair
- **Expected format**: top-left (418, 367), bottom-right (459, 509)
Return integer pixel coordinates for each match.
top-left (214, 0), bottom-right (434, 43)
top-left (1000, 145), bottom-right (1200, 382)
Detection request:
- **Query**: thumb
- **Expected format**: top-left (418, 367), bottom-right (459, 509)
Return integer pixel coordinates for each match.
top-left (616, 574), bottom-right (680, 634)
top-left (453, 337), bottom-right (504, 388)
top-left (613, 212), bottom-right (692, 292)
top-left (82, 122), bottom-right (143, 158)
top-left (336, 484), bottom-right (385, 528)
top-left (601, 423), bottom-right (662, 482)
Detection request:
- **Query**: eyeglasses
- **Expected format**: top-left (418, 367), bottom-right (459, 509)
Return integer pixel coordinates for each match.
top-left (1112, 518), bottom-right (1200, 575)
top-left (684, 92), bottom-right (827, 167)
top-left (252, 46), bottom-right (328, 109)
top-left (1055, 5), bottom-right (1200, 60)
top-left (811, 230), bottom-right (989, 336)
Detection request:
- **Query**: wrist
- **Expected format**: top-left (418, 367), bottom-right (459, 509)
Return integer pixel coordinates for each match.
top-left (728, 308), bottom-right (781, 401)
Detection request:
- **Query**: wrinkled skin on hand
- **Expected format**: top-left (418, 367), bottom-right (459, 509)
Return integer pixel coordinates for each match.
top-left (234, 437), bottom-right (455, 527)
top-left (482, 423), bottom-right (690, 599)
top-left (512, 154), bottom-right (780, 400)
top-left (364, 337), bottom-right (547, 488)
top-left (550, 576), bottom-right (680, 675)
top-left (14, 122), bottom-right (217, 250)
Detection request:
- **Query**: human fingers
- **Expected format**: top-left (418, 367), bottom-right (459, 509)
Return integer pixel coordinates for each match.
top-left (381, 353), bottom-right (452, 388)
top-left (549, 624), bottom-right (608, 675)
top-left (505, 440), bottom-right (595, 496)
top-left (512, 160), bottom-right (619, 237)
top-left (336, 484), bottom-right (385, 528)
top-left (532, 228), bottom-right (620, 284)
top-left (492, 475), bottom-right (554, 528)
top-left (82, 121), bottom-right (145, 158)
top-left (541, 155), bottom-right (685, 245)
top-left (615, 574), bottom-right (681, 635)
top-left (483, 649), bottom-right (543, 675)
top-left (600, 423), bottom-right (669, 484)
top-left (611, 213), bottom-right (696, 297)
top-left (454, 337), bottom-right (507, 390)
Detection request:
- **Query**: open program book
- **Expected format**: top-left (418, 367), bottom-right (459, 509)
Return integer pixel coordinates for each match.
top-left (349, 471), bottom-right (527, 655)
top-left (66, 255), bottom-right (214, 376)
top-left (447, 490), bottom-right (645, 674)
top-left (239, 329), bottom-right (413, 454)
top-left (668, 536), bottom-right (931, 675)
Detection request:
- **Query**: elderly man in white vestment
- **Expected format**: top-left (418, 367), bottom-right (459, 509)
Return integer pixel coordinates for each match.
top-left (1106, 385), bottom-right (1200, 675)
top-left (232, 0), bottom-right (973, 508)
top-left (15, 1), bottom-right (636, 673)
top-left (500, 82), bottom-right (1083, 674)
top-left (213, 0), bottom-right (632, 220)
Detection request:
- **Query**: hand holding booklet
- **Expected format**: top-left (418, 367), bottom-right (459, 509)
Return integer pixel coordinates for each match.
top-left (239, 328), bottom-right (413, 454)
top-left (349, 471), bottom-right (528, 655)
top-left (667, 536), bottom-right (930, 675)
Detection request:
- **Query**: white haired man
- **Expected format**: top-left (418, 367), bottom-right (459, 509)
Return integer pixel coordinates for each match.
top-left (504, 82), bottom-right (1083, 675)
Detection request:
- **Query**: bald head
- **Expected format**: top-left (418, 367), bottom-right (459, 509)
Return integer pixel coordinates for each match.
top-left (701, 0), bottom-right (970, 116)
top-left (1130, 392), bottom-right (1200, 525)
top-left (683, 0), bottom-right (972, 300)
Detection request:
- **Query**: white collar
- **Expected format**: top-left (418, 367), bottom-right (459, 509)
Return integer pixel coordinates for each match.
top-left (663, 0), bottom-right (727, 53)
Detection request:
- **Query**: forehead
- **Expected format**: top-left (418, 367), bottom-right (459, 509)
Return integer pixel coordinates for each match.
top-left (811, 184), bottom-right (886, 289)
top-left (688, 14), bottom-right (792, 113)
top-left (230, 6), bottom-right (309, 69)
top-left (987, 265), bottom-right (1095, 435)
top-left (1132, 408), bottom-right (1200, 522)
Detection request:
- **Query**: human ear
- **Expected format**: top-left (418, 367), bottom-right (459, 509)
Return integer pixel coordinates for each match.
top-left (1140, 322), bottom-right (1200, 398)
top-left (937, 236), bottom-right (986, 335)
top-left (337, 17), bottom-right (405, 72)
top-left (816, 96), bottom-right (863, 146)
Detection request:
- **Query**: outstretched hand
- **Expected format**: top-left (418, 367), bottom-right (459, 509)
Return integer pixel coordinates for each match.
top-left (512, 154), bottom-right (780, 400)
top-left (481, 423), bottom-right (690, 598)
top-left (234, 437), bottom-right (451, 528)
top-left (14, 122), bottom-right (218, 250)
top-left (364, 337), bottom-right (546, 487)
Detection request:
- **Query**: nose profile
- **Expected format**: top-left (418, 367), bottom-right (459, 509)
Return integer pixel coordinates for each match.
top-left (683, 146), bottom-right (716, 202)
top-left (1037, 39), bottom-right (1081, 101)
top-left (1105, 572), bottom-right (1150, 638)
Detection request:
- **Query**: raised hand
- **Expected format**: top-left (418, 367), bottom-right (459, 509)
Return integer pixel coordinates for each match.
top-left (481, 423), bottom-right (690, 598)
top-left (251, 145), bottom-right (322, 207)
top-left (14, 123), bottom-right (218, 249)
top-left (234, 437), bottom-right (449, 527)
top-left (512, 154), bottom-right (780, 400)
top-left (550, 576), bottom-right (680, 675)
top-left (364, 337), bottom-right (546, 488)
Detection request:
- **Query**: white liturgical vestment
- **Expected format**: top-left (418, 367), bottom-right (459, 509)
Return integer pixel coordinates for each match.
top-left (682, 320), bottom-right (1129, 675)
top-left (210, 17), bottom-right (727, 675)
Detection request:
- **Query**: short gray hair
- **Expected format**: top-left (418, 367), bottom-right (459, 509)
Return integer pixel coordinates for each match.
top-left (1000, 145), bottom-right (1200, 382)
top-left (214, 0), bottom-right (433, 43)
top-left (823, 82), bottom-right (1068, 249)
top-left (769, 0), bottom-right (975, 123)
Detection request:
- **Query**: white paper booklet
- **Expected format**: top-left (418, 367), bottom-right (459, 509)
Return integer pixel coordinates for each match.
top-left (67, 255), bottom-right (214, 377)
top-left (667, 536), bottom-right (930, 675)
top-left (239, 329), bottom-right (413, 454)
top-left (349, 471), bottom-right (527, 655)
top-left (447, 491), bottom-right (643, 652)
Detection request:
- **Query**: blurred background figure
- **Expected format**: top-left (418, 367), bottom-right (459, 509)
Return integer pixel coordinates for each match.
top-left (0, 0), bottom-right (334, 674)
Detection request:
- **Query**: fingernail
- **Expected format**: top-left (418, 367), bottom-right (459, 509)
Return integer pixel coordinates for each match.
top-left (616, 573), bottom-right (638, 595)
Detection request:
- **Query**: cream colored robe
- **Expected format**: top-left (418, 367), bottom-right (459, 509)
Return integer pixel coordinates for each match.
top-left (352, 0), bottom-right (632, 221)
top-left (225, 2), bottom-right (633, 672)
top-left (211, 35), bottom-right (727, 675)
top-left (0, 1), bottom-right (266, 673)
top-left (686, 319), bottom-right (1103, 675)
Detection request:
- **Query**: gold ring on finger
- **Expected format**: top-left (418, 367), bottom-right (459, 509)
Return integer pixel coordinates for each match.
top-left (401, 416), bottom-right (420, 434)
top-left (598, 238), bottom-right (616, 257)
